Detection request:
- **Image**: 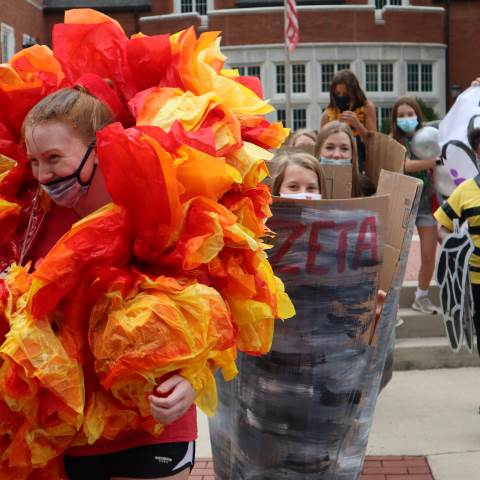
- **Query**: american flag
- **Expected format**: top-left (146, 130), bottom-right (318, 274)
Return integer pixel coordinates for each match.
top-left (285, 0), bottom-right (299, 53)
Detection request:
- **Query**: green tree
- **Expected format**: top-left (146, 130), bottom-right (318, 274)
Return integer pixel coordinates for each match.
top-left (416, 97), bottom-right (439, 122)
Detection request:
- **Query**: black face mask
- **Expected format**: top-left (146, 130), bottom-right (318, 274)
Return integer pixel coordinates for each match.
top-left (334, 95), bottom-right (351, 113)
top-left (43, 142), bottom-right (97, 188)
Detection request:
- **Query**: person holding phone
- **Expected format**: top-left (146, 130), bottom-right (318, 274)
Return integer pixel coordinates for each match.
top-left (321, 70), bottom-right (377, 171)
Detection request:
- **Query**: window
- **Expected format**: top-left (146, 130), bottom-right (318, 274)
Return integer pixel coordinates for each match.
top-left (407, 63), bottom-right (433, 92)
top-left (1, 23), bottom-right (15, 62)
top-left (233, 65), bottom-right (261, 79)
top-left (321, 63), bottom-right (351, 92)
top-left (365, 63), bottom-right (394, 92)
top-left (22, 33), bottom-right (37, 49)
top-left (275, 108), bottom-right (306, 130)
top-left (276, 63), bottom-right (306, 94)
top-left (292, 64), bottom-right (306, 93)
top-left (293, 108), bottom-right (307, 130)
top-left (276, 65), bottom-right (285, 94)
top-left (375, 0), bottom-right (403, 8)
top-left (181, 0), bottom-right (207, 15)
top-left (376, 106), bottom-right (393, 133)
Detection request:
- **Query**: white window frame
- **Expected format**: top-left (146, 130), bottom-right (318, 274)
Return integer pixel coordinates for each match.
top-left (275, 62), bottom-right (308, 96)
top-left (320, 62), bottom-right (352, 92)
top-left (376, 105), bottom-right (393, 133)
top-left (231, 64), bottom-right (262, 79)
top-left (1, 23), bottom-right (15, 62)
top-left (369, 0), bottom-right (408, 8)
top-left (174, 0), bottom-right (213, 15)
top-left (406, 62), bottom-right (434, 93)
top-left (276, 106), bottom-right (308, 131)
top-left (365, 62), bottom-right (394, 93)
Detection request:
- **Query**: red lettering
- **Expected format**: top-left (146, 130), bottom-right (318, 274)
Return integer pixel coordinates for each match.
top-left (306, 221), bottom-right (335, 275)
top-left (269, 219), bottom-right (306, 274)
top-left (352, 216), bottom-right (378, 269)
top-left (335, 221), bottom-right (357, 273)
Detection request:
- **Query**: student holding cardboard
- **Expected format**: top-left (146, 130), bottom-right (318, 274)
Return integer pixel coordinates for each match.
top-left (314, 121), bottom-right (376, 197)
top-left (390, 97), bottom-right (440, 314)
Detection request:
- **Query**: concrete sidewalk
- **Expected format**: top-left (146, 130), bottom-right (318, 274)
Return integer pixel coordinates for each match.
top-left (195, 367), bottom-right (480, 480)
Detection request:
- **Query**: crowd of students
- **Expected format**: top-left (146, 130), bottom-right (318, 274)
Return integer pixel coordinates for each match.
top-left (271, 68), bottom-right (447, 314)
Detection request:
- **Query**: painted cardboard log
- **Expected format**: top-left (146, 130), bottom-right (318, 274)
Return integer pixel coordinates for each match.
top-left (209, 173), bottom-right (421, 479)
top-left (436, 220), bottom-right (475, 352)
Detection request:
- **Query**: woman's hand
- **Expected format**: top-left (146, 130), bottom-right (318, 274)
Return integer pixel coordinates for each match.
top-left (375, 289), bottom-right (386, 323)
top-left (339, 110), bottom-right (360, 130)
top-left (471, 78), bottom-right (480, 87)
top-left (149, 375), bottom-right (196, 425)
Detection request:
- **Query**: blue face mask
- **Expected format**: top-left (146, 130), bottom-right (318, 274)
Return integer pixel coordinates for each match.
top-left (396, 116), bottom-right (418, 133)
top-left (320, 157), bottom-right (352, 166)
top-left (40, 142), bottom-right (96, 208)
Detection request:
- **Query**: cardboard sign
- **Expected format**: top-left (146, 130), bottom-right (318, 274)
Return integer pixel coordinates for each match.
top-left (376, 170), bottom-right (423, 292)
top-left (435, 221), bottom-right (475, 352)
top-left (365, 132), bottom-right (406, 188)
top-left (319, 164), bottom-right (352, 199)
top-left (210, 195), bottom-right (389, 479)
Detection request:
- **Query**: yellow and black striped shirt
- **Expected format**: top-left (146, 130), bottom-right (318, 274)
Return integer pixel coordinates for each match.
top-left (434, 176), bottom-right (480, 284)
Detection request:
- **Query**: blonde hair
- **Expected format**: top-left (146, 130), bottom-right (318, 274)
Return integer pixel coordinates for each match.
top-left (314, 121), bottom-right (364, 197)
top-left (271, 150), bottom-right (325, 196)
top-left (290, 128), bottom-right (318, 147)
top-left (22, 87), bottom-right (114, 144)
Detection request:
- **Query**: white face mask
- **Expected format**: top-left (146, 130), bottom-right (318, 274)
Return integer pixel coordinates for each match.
top-left (280, 192), bottom-right (322, 200)
top-left (320, 157), bottom-right (352, 166)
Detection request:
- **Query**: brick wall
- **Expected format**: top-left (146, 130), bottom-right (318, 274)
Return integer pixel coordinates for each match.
top-left (448, 0), bottom-right (480, 95)
top-left (209, 8), bottom-right (444, 46)
top-left (0, 0), bottom-right (47, 52)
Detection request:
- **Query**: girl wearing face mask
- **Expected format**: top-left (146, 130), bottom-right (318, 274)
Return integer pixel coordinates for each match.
top-left (321, 70), bottom-right (377, 172)
top-left (391, 96), bottom-right (439, 314)
top-left (21, 87), bottom-right (197, 480)
top-left (314, 121), bottom-right (375, 197)
top-left (271, 152), bottom-right (324, 200)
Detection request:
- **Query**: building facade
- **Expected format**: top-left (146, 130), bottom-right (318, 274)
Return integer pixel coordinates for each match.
top-left (0, 0), bottom-right (477, 131)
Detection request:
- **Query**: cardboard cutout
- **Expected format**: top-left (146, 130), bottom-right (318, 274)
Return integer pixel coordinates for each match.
top-left (320, 164), bottom-right (353, 199)
top-left (210, 176), bottom-right (421, 479)
top-left (365, 132), bottom-right (406, 188)
top-left (435, 220), bottom-right (475, 352)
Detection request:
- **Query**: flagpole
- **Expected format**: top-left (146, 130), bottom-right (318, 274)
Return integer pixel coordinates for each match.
top-left (284, 0), bottom-right (292, 130)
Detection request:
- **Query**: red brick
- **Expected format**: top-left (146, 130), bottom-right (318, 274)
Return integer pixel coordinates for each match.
top-left (364, 460), bottom-right (382, 468)
top-left (360, 475), bottom-right (386, 480)
top-left (408, 466), bottom-right (432, 474)
top-left (364, 467), bottom-right (408, 475)
top-left (386, 475), bottom-right (433, 480)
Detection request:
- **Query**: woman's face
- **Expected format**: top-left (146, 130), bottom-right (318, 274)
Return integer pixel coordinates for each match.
top-left (334, 83), bottom-right (349, 97)
top-left (25, 120), bottom-right (96, 186)
top-left (279, 164), bottom-right (320, 195)
top-left (319, 132), bottom-right (352, 161)
top-left (396, 104), bottom-right (417, 119)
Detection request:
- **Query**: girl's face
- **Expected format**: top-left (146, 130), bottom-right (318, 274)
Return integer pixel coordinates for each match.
top-left (279, 164), bottom-right (320, 195)
top-left (320, 132), bottom-right (352, 161)
top-left (334, 83), bottom-right (348, 97)
top-left (25, 120), bottom-right (97, 208)
top-left (396, 104), bottom-right (417, 119)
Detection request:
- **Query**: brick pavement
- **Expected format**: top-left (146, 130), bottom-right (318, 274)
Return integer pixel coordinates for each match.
top-left (190, 455), bottom-right (434, 480)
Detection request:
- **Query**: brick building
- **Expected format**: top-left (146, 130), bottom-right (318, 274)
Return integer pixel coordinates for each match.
top-left (1, 0), bottom-right (478, 130)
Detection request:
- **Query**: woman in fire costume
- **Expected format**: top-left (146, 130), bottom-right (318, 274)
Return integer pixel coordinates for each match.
top-left (0, 9), bottom-right (293, 479)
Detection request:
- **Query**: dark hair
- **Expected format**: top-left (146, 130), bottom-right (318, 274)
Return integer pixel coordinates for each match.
top-left (468, 128), bottom-right (480, 153)
top-left (22, 87), bottom-right (114, 144)
top-left (271, 151), bottom-right (324, 196)
top-left (390, 96), bottom-right (424, 145)
top-left (328, 70), bottom-right (367, 111)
